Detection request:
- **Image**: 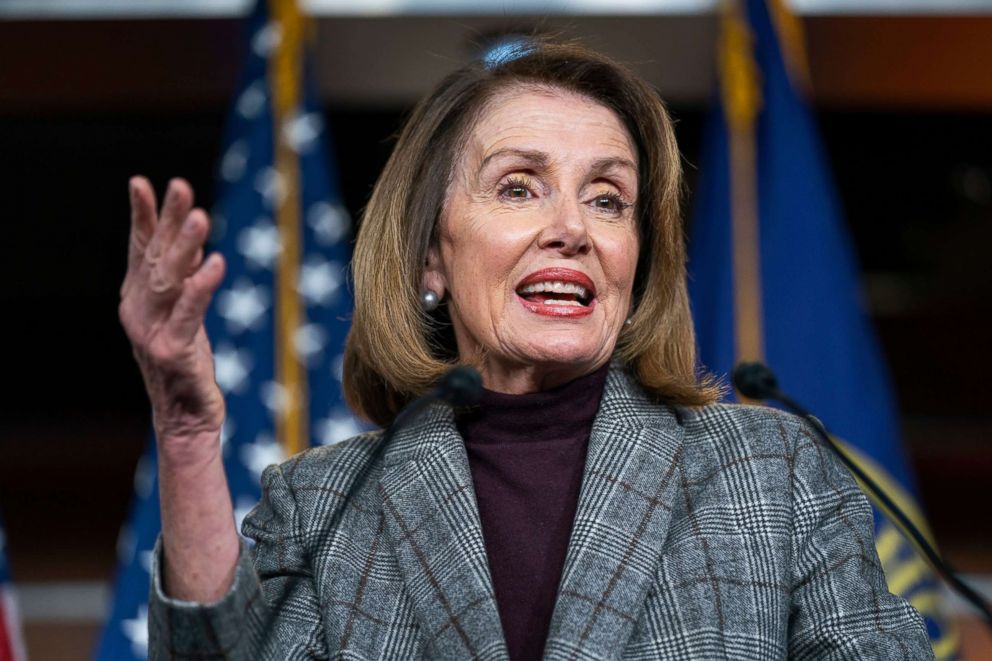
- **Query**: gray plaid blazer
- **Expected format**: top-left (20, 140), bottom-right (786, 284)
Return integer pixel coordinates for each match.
top-left (149, 367), bottom-right (933, 659)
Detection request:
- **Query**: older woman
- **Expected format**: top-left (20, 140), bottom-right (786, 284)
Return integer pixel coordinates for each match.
top-left (120, 40), bottom-right (932, 659)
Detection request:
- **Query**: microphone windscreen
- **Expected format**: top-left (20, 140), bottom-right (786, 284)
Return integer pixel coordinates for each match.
top-left (732, 362), bottom-right (779, 400)
top-left (438, 366), bottom-right (483, 407)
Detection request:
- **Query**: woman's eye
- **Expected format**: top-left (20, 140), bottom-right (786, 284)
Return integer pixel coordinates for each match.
top-left (498, 177), bottom-right (535, 201)
top-left (591, 192), bottom-right (629, 214)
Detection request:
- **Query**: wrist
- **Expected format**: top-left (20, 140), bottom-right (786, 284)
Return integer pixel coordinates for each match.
top-left (156, 427), bottom-right (223, 469)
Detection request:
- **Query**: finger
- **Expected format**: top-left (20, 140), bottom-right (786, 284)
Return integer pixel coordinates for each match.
top-left (152, 208), bottom-right (210, 298)
top-left (129, 176), bottom-right (157, 248)
top-left (149, 178), bottom-right (194, 263)
top-left (122, 176), bottom-right (159, 298)
top-left (169, 253), bottom-right (226, 343)
top-left (187, 248), bottom-right (205, 276)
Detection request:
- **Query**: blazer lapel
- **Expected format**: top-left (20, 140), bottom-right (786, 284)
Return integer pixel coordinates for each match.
top-left (544, 368), bottom-right (686, 659)
top-left (379, 403), bottom-right (509, 660)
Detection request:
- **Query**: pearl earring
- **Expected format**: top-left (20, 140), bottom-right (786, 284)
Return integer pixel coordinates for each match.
top-left (421, 288), bottom-right (441, 311)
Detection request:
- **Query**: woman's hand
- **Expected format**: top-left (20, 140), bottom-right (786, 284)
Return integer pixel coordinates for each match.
top-left (119, 176), bottom-right (226, 450)
top-left (119, 176), bottom-right (240, 602)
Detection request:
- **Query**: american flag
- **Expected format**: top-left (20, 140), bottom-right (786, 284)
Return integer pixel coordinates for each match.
top-left (0, 514), bottom-right (27, 661)
top-left (96, 0), bottom-right (361, 657)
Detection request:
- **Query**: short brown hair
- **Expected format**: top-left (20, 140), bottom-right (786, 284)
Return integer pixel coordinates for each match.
top-left (344, 37), bottom-right (717, 426)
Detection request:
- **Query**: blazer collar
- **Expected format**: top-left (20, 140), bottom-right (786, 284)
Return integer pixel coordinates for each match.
top-left (378, 367), bottom-right (685, 660)
top-left (379, 400), bottom-right (509, 659)
top-left (543, 367), bottom-right (686, 657)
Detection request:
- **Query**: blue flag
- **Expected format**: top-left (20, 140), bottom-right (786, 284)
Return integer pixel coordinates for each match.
top-left (687, 0), bottom-right (957, 657)
top-left (96, 0), bottom-right (361, 657)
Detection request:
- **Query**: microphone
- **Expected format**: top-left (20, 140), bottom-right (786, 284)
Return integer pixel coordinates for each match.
top-left (733, 361), bottom-right (992, 630)
top-left (731, 361), bottom-right (780, 400)
top-left (386, 366), bottom-right (482, 436)
top-left (435, 365), bottom-right (484, 406)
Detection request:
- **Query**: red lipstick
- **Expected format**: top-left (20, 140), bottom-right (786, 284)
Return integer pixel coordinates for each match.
top-left (515, 267), bottom-right (597, 318)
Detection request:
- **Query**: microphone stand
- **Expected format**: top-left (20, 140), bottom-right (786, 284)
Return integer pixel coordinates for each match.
top-left (733, 361), bottom-right (992, 631)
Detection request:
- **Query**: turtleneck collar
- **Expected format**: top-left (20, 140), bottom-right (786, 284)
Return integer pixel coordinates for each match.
top-left (456, 363), bottom-right (610, 445)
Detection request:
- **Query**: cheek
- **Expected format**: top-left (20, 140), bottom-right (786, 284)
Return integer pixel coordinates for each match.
top-left (602, 231), bottom-right (641, 294)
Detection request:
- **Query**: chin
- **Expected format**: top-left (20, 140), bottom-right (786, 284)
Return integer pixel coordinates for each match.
top-left (522, 338), bottom-right (606, 369)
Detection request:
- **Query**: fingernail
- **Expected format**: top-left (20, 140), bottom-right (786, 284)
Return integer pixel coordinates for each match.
top-left (128, 177), bottom-right (137, 200)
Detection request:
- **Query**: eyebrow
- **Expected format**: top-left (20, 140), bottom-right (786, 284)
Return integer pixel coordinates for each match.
top-left (476, 148), bottom-right (637, 181)
top-left (477, 148), bottom-right (550, 175)
top-left (588, 156), bottom-right (638, 177)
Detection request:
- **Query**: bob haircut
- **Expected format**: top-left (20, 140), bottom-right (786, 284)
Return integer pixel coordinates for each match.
top-left (344, 37), bottom-right (718, 426)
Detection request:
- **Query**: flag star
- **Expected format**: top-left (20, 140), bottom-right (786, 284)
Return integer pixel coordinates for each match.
top-left (220, 138), bottom-right (249, 182)
top-left (315, 412), bottom-right (363, 446)
top-left (214, 343), bottom-right (253, 394)
top-left (237, 218), bottom-right (283, 270)
top-left (240, 433), bottom-right (286, 482)
top-left (282, 110), bottom-right (323, 153)
top-left (216, 279), bottom-right (270, 334)
top-left (294, 323), bottom-right (327, 365)
top-left (298, 257), bottom-right (342, 307)
top-left (251, 21), bottom-right (282, 57)
top-left (307, 201), bottom-right (350, 245)
top-left (255, 166), bottom-right (288, 209)
top-left (236, 79), bottom-right (267, 119)
top-left (122, 605), bottom-right (149, 657)
top-left (260, 381), bottom-right (291, 416)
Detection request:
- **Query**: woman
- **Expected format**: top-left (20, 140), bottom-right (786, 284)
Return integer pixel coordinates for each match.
top-left (120, 39), bottom-right (932, 659)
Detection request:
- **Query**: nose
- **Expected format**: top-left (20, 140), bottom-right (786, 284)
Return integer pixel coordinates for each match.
top-left (537, 199), bottom-right (591, 256)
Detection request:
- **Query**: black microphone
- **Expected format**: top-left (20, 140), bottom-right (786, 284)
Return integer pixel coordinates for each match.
top-left (386, 365), bottom-right (482, 436)
top-left (436, 365), bottom-right (484, 406)
top-left (732, 361), bottom-right (780, 400)
top-left (253, 366), bottom-right (482, 647)
top-left (733, 361), bottom-right (992, 630)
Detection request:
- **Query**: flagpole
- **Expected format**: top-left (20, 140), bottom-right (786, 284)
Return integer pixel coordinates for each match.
top-left (270, 0), bottom-right (308, 456)
top-left (719, 0), bottom-right (764, 396)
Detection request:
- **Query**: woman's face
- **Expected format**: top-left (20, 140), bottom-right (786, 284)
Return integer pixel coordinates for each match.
top-left (426, 85), bottom-right (640, 393)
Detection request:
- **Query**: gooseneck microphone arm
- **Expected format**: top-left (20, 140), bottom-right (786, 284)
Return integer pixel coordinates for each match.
top-left (253, 366), bottom-right (483, 649)
top-left (733, 361), bottom-right (992, 630)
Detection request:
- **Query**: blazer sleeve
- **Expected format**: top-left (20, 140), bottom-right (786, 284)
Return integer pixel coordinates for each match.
top-left (786, 420), bottom-right (934, 660)
top-left (147, 459), bottom-right (329, 659)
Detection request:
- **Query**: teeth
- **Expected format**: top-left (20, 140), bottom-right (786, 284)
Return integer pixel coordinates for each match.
top-left (519, 280), bottom-right (589, 298)
top-left (543, 299), bottom-right (581, 306)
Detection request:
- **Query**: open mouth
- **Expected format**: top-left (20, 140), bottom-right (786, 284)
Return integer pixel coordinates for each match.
top-left (514, 268), bottom-right (597, 317)
top-left (516, 281), bottom-right (593, 307)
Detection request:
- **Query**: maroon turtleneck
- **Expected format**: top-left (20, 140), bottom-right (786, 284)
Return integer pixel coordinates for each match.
top-left (457, 364), bottom-right (609, 661)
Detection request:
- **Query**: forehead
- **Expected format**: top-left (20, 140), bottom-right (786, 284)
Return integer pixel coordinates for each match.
top-left (462, 85), bottom-right (638, 168)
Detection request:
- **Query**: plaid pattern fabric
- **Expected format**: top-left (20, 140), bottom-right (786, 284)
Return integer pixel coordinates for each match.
top-left (148, 367), bottom-right (932, 659)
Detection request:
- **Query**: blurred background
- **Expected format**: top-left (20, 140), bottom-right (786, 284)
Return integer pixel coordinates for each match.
top-left (0, 0), bottom-right (990, 658)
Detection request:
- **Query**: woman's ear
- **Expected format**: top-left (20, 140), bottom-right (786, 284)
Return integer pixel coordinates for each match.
top-left (422, 245), bottom-right (447, 299)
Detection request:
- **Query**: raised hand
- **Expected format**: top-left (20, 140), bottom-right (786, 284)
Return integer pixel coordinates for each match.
top-left (119, 176), bottom-right (240, 602)
top-left (119, 176), bottom-right (227, 446)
